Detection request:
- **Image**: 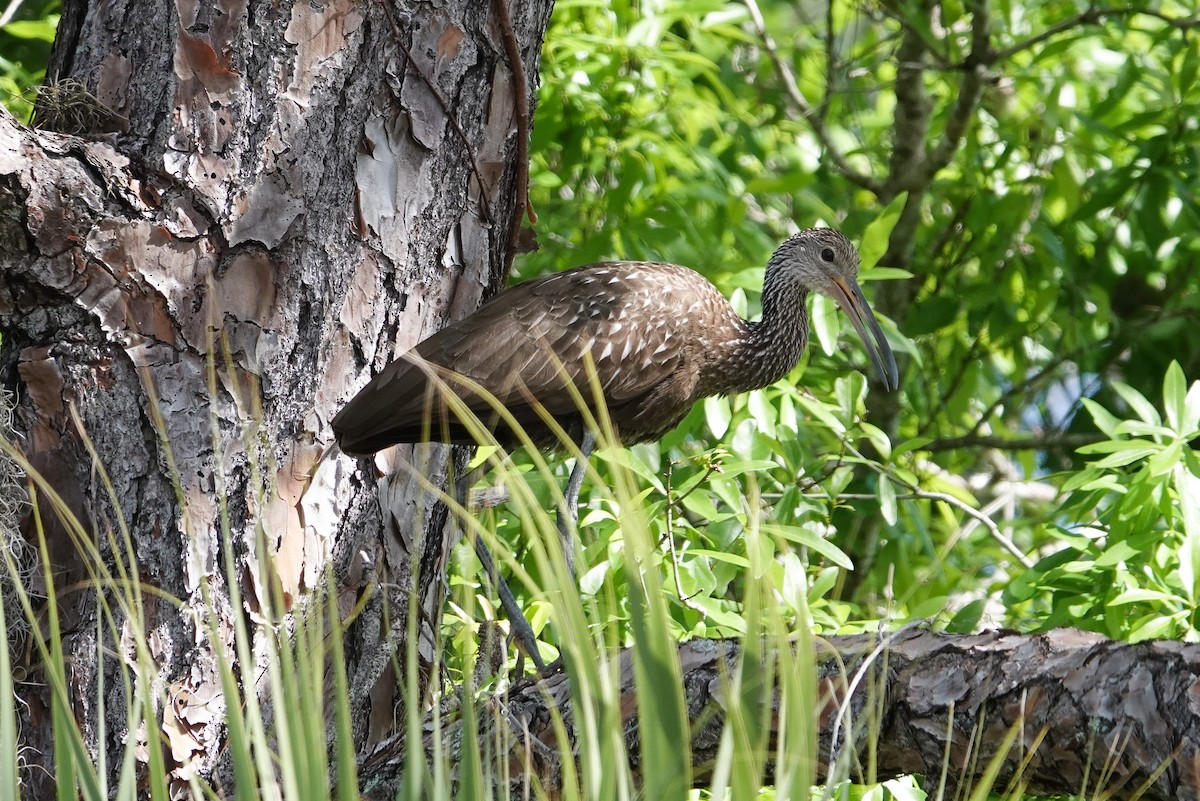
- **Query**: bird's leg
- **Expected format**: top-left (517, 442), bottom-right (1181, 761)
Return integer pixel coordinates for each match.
top-left (557, 430), bottom-right (596, 578)
top-left (455, 470), bottom-right (547, 673)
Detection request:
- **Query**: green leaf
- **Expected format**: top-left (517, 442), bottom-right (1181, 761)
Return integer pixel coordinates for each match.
top-left (686, 549), bottom-right (751, 567)
top-left (2, 18), bottom-right (59, 41)
top-left (1108, 588), bottom-right (1176, 606)
top-left (680, 489), bottom-right (721, 521)
top-left (704, 396), bottom-right (732, 438)
top-left (1175, 464), bottom-right (1200, 605)
top-left (747, 389), bottom-right (776, 438)
top-left (1113, 420), bottom-right (1175, 441)
top-left (859, 422), bottom-right (892, 460)
top-left (1114, 382), bottom-right (1162, 427)
top-left (859, 193), bottom-right (908, 270)
top-left (1184, 380), bottom-right (1200, 436)
top-left (1128, 613), bottom-right (1180, 643)
top-left (812, 295), bottom-right (839, 357)
top-left (893, 436), bottom-right (933, 457)
top-left (1082, 398), bottom-right (1122, 438)
top-left (1061, 466), bottom-right (1103, 492)
top-left (761, 524), bottom-right (853, 569)
top-left (903, 296), bottom-right (959, 336)
top-left (792, 393), bottom-right (847, 435)
top-left (1091, 447), bottom-right (1158, 468)
top-left (468, 446), bottom-right (501, 470)
top-left (1095, 540), bottom-right (1140, 567)
top-left (878, 478), bottom-right (897, 526)
top-left (910, 595), bottom-right (950, 618)
top-left (1164, 360), bottom-right (1187, 432)
top-left (1146, 439), bottom-right (1183, 477)
top-left (858, 267), bottom-right (914, 281)
top-left (946, 599), bottom-right (987, 633)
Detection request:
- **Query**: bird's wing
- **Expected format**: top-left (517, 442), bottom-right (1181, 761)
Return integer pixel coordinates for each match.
top-left (333, 262), bottom-right (720, 452)
top-left (448, 263), bottom-right (698, 409)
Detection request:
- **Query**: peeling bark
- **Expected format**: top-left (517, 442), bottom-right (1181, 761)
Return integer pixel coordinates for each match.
top-left (0, 0), bottom-right (551, 794)
top-left (365, 630), bottom-right (1199, 801)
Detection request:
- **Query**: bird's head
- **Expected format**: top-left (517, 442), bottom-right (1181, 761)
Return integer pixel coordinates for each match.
top-left (768, 228), bottom-right (900, 391)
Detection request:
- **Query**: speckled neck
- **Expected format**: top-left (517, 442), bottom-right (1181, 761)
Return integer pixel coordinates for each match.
top-left (702, 267), bottom-right (811, 396)
top-left (742, 268), bottom-right (811, 389)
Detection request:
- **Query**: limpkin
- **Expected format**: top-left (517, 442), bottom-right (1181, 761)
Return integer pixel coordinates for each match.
top-left (333, 227), bottom-right (899, 665)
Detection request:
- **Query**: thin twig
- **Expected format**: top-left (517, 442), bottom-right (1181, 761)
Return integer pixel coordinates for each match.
top-left (987, 6), bottom-right (1198, 65)
top-left (961, 340), bottom-right (1090, 442)
top-left (668, 457), bottom-right (724, 512)
top-left (809, 490), bottom-right (1033, 568)
top-left (663, 460), bottom-right (707, 612)
top-left (840, 440), bottom-right (1034, 567)
top-left (921, 431), bottom-right (1104, 453)
top-left (377, 0), bottom-right (495, 226)
top-left (740, 0), bottom-right (881, 194)
top-left (0, 0), bottom-right (24, 28)
top-left (925, 0), bottom-right (990, 178)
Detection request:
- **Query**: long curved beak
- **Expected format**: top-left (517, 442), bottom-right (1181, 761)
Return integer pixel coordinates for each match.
top-left (829, 276), bottom-right (900, 391)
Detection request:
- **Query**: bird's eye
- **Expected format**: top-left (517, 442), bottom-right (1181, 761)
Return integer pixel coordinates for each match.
top-left (820, 248), bottom-right (835, 263)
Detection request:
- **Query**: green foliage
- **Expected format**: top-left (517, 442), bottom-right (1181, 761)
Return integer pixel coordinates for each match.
top-left (1007, 362), bottom-right (1200, 642)
top-left (511, 0), bottom-right (1200, 646)
top-left (0, 1), bottom-right (57, 121)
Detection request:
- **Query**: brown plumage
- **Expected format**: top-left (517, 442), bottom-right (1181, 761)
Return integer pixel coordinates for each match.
top-left (333, 228), bottom-right (898, 456)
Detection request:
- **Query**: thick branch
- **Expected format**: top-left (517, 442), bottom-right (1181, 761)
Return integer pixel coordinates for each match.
top-left (360, 630), bottom-right (1200, 800)
top-left (884, 18), bottom-right (933, 196)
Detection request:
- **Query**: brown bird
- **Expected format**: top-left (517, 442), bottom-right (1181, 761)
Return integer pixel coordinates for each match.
top-left (333, 228), bottom-right (898, 456)
top-left (333, 227), bottom-right (898, 669)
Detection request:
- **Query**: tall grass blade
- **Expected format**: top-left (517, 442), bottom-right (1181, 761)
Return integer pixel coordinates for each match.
top-left (0, 572), bottom-right (17, 800)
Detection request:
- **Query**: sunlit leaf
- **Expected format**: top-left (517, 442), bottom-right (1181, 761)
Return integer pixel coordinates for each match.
top-left (1113, 382), bottom-right (1162, 427)
top-left (859, 193), bottom-right (907, 270)
top-left (878, 478), bottom-right (897, 526)
top-left (1164, 360), bottom-right (1187, 432)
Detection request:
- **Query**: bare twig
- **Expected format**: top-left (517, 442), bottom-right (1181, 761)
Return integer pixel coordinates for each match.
top-left (377, 0), bottom-right (495, 226)
top-left (988, 6), bottom-right (1199, 64)
top-left (811, 489), bottom-right (1033, 568)
top-left (0, 0), bottom-right (25, 28)
top-left (921, 431), bottom-right (1104, 453)
top-left (740, 0), bottom-right (882, 194)
top-left (925, 0), bottom-right (990, 178)
top-left (989, 7), bottom-right (1102, 63)
top-left (840, 440), bottom-right (1034, 567)
top-left (663, 460), bottom-right (707, 613)
top-left (668, 456), bottom-right (724, 513)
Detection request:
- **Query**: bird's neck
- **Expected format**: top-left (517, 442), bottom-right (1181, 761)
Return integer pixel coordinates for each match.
top-left (707, 273), bottom-right (811, 395)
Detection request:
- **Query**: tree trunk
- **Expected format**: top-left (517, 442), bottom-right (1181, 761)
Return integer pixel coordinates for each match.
top-left (376, 629), bottom-right (1198, 801)
top-left (0, 0), bottom-right (550, 794)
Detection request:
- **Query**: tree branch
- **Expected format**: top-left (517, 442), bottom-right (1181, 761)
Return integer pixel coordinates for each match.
top-left (884, 16), bottom-right (934, 195)
top-left (922, 431), bottom-right (1105, 453)
top-left (988, 6), bottom-right (1199, 65)
top-left (360, 630), bottom-right (1200, 800)
top-left (925, 0), bottom-right (990, 177)
top-left (740, 0), bottom-right (882, 194)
